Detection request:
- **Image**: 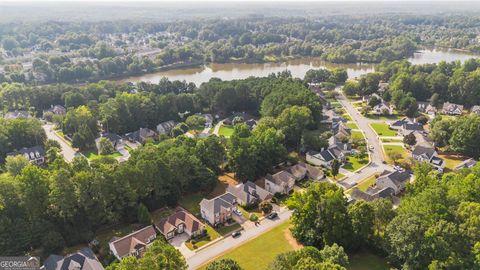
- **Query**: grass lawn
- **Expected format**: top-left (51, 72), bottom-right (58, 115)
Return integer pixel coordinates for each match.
top-left (343, 155), bottom-right (369, 172)
top-left (347, 122), bottom-right (359, 130)
top-left (351, 131), bottom-right (365, 141)
top-left (82, 150), bottom-right (122, 161)
top-left (342, 113), bottom-right (353, 121)
top-left (370, 123), bottom-right (397, 137)
top-left (199, 221), bottom-right (296, 270)
top-left (185, 224), bottom-right (221, 250)
top-left (381, 138), bottom-right (403, 143)
top-left (438, 153), bottom-right (467, 172)
top-left (215, 223), bottom-right (242, 236)
top-left (218, 125), bottom-right (235, 137)
top-left (239, 206), bottom-right (264, 220)
top-left (356, 175), bottom-right (377, 191)
top-left (365, 114), bottom-right (402, 121)
top-left (330, 101), bottom-right (342, 108)
top-left (383, 145), bottom-right (408, 163)
top-left (349, 250), bottom-right (391, 270)
top-left (179, 180), bottom-right (227, 215)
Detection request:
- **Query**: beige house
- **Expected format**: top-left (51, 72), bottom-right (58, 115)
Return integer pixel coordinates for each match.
top-left (109, 226), bottom-right (157, 260)
top-left (200, 193), bottom-right (237, 226)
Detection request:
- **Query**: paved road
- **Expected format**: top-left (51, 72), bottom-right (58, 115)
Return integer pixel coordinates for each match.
top-left (186, 209), bottom-right (292, 270)
top-left (43, 123), bottom-right (79, 162)
top-left (336, 93), bottom-right (392, 187)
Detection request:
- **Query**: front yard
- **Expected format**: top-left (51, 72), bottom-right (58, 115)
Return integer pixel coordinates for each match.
top-left (218, 125), bottom-right (235, 137)
top-left (185, 224), bottom-right (220, 250)
top-left (343, 155), bottom-right (369, 172)
top-left (347, 122), bottom-right (359, 130)
top-left (82, 150), bottom-right (122, 161)
top-left (355, 175), bottom-right (377, 191)
top-left (383, 145), bottom-right (408, 163)
top-left (370, 123), bottom-right (397, 137)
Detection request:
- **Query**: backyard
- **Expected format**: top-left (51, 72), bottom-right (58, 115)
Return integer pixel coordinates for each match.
top-left (82, 150), bottom-right (122, 161)
top-left (370, 123), bottom-right (397, 137)
top-left (383, 145), bottom-right (407, 163)
top-left (218, 124), bottom-right (235, 137)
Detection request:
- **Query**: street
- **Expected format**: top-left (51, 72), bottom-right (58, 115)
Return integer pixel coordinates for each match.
top-left (335, 92), bottom-right (393, 187)
top-left (186, 209), bottom-right (292, 270)
top-left (42, 123), bottom-right (79, 162)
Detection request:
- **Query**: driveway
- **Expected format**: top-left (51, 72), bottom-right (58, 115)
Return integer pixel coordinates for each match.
top-left (186, 209), bottom-right (292, 269)
top-left (42, 123), bottom-right (79, 162)
top-left (335, 92), bottom-right (393, 188)
top-left (170, 233), bottom-right (195, 258)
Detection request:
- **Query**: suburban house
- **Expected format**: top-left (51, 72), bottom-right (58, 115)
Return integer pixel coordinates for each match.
top-left (321, 110), bottom-right (346, 125)
top-left (454, 158), bottom-right (477, 171)
top-left (199, 192), bottom-right (237, 226)
top-left (418, 102), bottom-right (437, 117)
top-left (226, 181), bottom-right (272, 206)
top-left (349, 186), bottom-right (395, 203)
top-left (400, 122), bottom-right (424, 136)
top-left (442, 102), bottom-right (464, 115)
top-left (125, 128), bottom-right (157, 144)
top-left (156, 120), bottom-right (176, 135)
top-left (245, 119), bottom-right (257, 129)
top-left (332, 121), bottom-right (351, 138)
top-left (412, 144), bottom-right (445, 172)
top-left (389, 118), bottom-right (411, 130)
top-left (7, 145), bottom-right (45, 165)
top-left (42, 247), bottom-right (104, 270)
top-left (306, 145), bottom-right (346, 168)
top-left (195, 113), bottom-right (214, 128)
top-left (362, 93), bottom-right (383, 104)
top-left (4, 110), bottom-right (30, 119)
top-left (373, 101), bottom-right (393, 115)
top-left (155, 208), bottom-right (205, 240)
top-left (109, 226), bottom-right (157, 260)
top-left (264, 170), bottom-right (296, 195)
top-left (95, 133), bottom-right (123, 151)
top-left (471, 105), bottom-right (480, 115)
top-left (375, 170), bottom-right (412, 195)
top-left (288, 162), bottom-right (325, 181)
top-left (43, 105), bottom-right (67, 116)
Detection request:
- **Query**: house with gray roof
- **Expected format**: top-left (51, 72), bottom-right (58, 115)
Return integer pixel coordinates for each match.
top-left (442, 102), bottom-right (464, 115)
top-left (199, 192), bottom-right (237, 226)
top-left (226, 181), bottom-right (272, 206)
top-left (306, 145), bottom-right (346, 168)
top-left (4, 110), bottom-right (30, 119)
top-left (375, 170), bottom-right (412, 195)
top-left (42, 247), bottom-right (104, 270)
top-left (95, 133), bottom-right (123, 152)
top-left (7, 145), bottom-right (45, 165)
top-left (471, 105), bottom-right (480, 115)
top-left (454, 158), bottom-right (477, 171)
top-left (264, 170), bottom-right (296, 195)
top-left (287, 162), bottom-right (325, 181)
top-left (400, 122), bottom-right (424, 136)
top-left (349, 186), bottom-right (395, 203)
top-left (125, 128), bottom-right (157, 144)
top-left (412, 144), bottom-right (445, 172)
top-left (156, 120), bottom-right (176, 135)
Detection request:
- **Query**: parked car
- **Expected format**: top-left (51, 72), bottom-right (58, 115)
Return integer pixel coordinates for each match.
top-left (233, 209), bottom-right (242, 216)
top-left (231, 231), bottom-right (241, 238)
top-left (267, 212), bottom-right (278, 219)
top-left (369, 145), bottom-right (374, 150)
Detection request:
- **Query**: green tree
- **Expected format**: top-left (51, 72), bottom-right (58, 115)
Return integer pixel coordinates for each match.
top-left (331, 159), bottom-right (340, 178)
top-left (342, 81), bottom-right (360, 96)
top-left (403, 132), bottom-right (417, 146)
top-left (275, 106), bottom-right (313, 149)
top-left (347, 200), bottom-right (374, 249)
top-left (185, 115), bottom-right (206, 128)
top-left (5, 155), bottom-right (30, 176)
top-left (137, 203), bottom-right (152, 225)
top-left (98, 137), bottom-right (114, 155)
top-left (206, 259), bottom-right (243, 270)
top-left (259, 201), bottom-right (273, 214)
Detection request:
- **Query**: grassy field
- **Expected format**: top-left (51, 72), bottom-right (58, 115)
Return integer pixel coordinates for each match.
top-left (342, 113), bottom-right (353, 121)
top-left (347, 122), bottom-right (359, 130)
top-left (198, 221), bottom-right (295, 270)
top-left (343, 155), bottom-right (369, 172)
top-left (370, 123), bottom-right (397, 137)
top-left (438, 153), bottom-right (467, 172)
top-left (218, 125), bottom-right (235, 137)
top-left (365, 114), bottom-right (402, 121)
top-left (82, 150), bottom-right (122, 161)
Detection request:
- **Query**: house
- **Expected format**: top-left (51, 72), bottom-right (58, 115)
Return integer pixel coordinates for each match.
top-left (43, 105), bottom-right (66, 116)
top-left (226, 181), bottom-right (272, 206)
top-left (109, 226), bottom-right (157, 260)
top-left (42, 247), bottom-right (104, 270)
top-left (471, 105), bottom-right (480, 115)
top-left (454, 158), bottom-right (477, 171)
top-left (96, 133), bottom-right (123, 151)
top-left (200, 192), bottom-right (237, 226)
top-left (4, 110), bottom-right (30, 119)
top-left (412, 145), bottom-right (445, 172)
top-left (362, 93), bottom-right (383, 104)
top-left (400, 122), bottom-right (423, 136)
top-left (245, 119), bottom-right (257, 129)
top-left (418, 102), bottom-right (438, 118)
top-left (375, 170), bottom-right (412, 195)
top-left (349, 186), bottom-right (394, 203)
top-left (156, 120), bottom-right (176, 135)
top-left (195, 113), bottom-right (214, 128)
top-left (7, 145), bottom-right (45, 165)
top-left (389, 118), bottom-right (411, 130)
top-left (288, 162), bottom-right (325, 181)
top-left (306, 145), bottom-right (346, 168)
top-left (264, 170), bottom-right (296, 195)
top-left (373, 101), bottom-right (393, 115)
top-left (442, 102), bottom-right (464, 115)
top-left (332, 121), bottom-right (351, 138)
top-left (125, 128), bottom-right (157, 144)
top-left (155, 208), bottom-right (205, 240)
top-left (321, 110), bottom-right (346, 125)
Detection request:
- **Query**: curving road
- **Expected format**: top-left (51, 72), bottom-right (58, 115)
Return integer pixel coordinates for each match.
top-left (335, 93), bottom-right (393, 188)
top-left (43, 123), bottom-right (79, 162)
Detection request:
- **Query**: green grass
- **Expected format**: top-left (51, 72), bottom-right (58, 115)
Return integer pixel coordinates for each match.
top-left (216, 223), bottom-right (242, 236)
top-left (343, 155), bottom-right (369, 172)
top-left (349, 250), bottom-right (391, 270)
top-left (370, 123), bottom-right (397, 137)
top-left (351, 131), bottom-right (365, 141)
top-left (365, 114), bottom-right (402, 121)
top-left (356, 175), bottom-right (377, 191)
top-left (342, 114), bottom-right (353, 121)
top-left (381, 138), bottom-right (403, 143)
top-left (383, 145), bottom-right (407, 163)
top-left (330, 101), bottom-right (342, 108)
top-left (199, 221), bottom-right (294, 270)
top-left (438, 153), bottom-right (467, 172)
top-left (347, 122), bottom-right (359, 130)
top-left (179, 193), bottom-right (208, 216)
top-left (218, 125), bottom-right (235, 137)
top-left (82, 150), bottom-right (122, 161)
top-left (185, 224), bottom-right (220, 250)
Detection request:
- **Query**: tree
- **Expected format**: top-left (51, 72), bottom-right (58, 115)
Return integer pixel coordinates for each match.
top-left (42, 231), bottom-right (65, 256)
top-left (368, 96), bottom-right (381, 108)
top-left (206, 259), bottom-right (243, 270)
top-left (403, 132), bottom-right (417, 146)
top-left (342, 81), bottom-right (360, 96)
top-left (5, 155), bottom-right (30, 176)
top-left (268, 245), bottom-right (348, 270)
top-left (98, 137), bottom-right (114, 155)
top-left (449, 115), bottom-right (480, 158)
top-left (185, 115), bottom-right (206, 128)
top-left (331, 159), bottom-right (340, 178)
top-left (72, 124), bottom-right (96, 151)
top-left (347, 200), bottom-right (374, 249)
top-left (137, 203), bottom-right (152, 225)
top-left (275, 106), bottom-right (313, 149)
top-left (387, 152), bottom-right (402, 164)
top-left (260, 201), bottom-right (273, 214)
top-left (287, 182), bottom-right (352, 250)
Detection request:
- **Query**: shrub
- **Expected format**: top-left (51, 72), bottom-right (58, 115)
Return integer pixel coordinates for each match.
top-left (259, 201), bottom-right (273, 214)
top-left (249, 214), bottom-right (258, 222)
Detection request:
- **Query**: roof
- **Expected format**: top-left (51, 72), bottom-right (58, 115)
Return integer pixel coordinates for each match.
top-left (412, 145), bottom-right (435, 159)
top-left (7, 145), bottom-right (45, 160)
top-left (155, 209), bottom-right (204, 237)
top-left (157, 120), bottom-right (176, 132)
top-left (4, 110), bottom-right (30, 119)
top-left (431, 156), bottom-right (444, 167)
top-left (390, 118), bottom-right (410, 127)
top-left (454, 158), bottom-right (477, 170)
top-left (200, 192), bottom-right (236, 216)
top-left (42, 247), bottom-right (104, 270)
top-left (265, 170), bottom-right (295, 186)
top-left (442, 102), bottom-right (464, 113)
top-left (97, 133), bottom-right (122, 144)
top-left (471, 105), bottom-right (480, 114)
top-left (403, 123), bottom-right (423, 131)
top-left (226, 181), bottom-right (272, 204)
top-left (109, 226), bottom-right (156, 259)
top-left (125, 128), bottom-right (156, 142)
top-left (377, 170), bottom-right (411, 188)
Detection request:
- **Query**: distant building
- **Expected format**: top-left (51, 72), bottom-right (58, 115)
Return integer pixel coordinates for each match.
top-left (471, 105), bottom-right (480, 115)
top-left (264, 170), bottom-right (296, 195)
top-left (7, 145), bottom-right (45, 165)
top-left (125, 128), bottom-right (157, 144)
top-left (442, 102), bottom-right (464, 115)
top-left (412, 144), bottom-right (445, 172)
top-left (454, 158), bottom-right (477, 171)
top-left (349, 186), bottom-right (395, 203)
top-left (287, 162), bottom-right (325, 181)
top-left (109, 226), bottom-right (157, 260)
top-left (226, 181), bottom-right (272, 206)
top-left (156, 120), bottom-right (176, 135)
top-left (4, 110), bottom-right (30, 119)
top-left (375, 170), bottom-right (412, 195)
top-left (200, 193), bottom-right (237, 226)
top-left (43, 105), bottom-right (66, 116)
top-left (42, 247), bottom-right (104, 270)
top-left (95, 133), bottom-right (123, 151)
top-left (306, 146), bottom-right (346, 168)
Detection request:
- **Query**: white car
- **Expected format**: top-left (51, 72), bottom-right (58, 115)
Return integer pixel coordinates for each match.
top-left (233, 209), bottom-right (242, 216)
top-left (369, 145), bottom-right (374, 150)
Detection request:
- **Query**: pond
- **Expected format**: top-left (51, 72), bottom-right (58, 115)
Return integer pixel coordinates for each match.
top-left (120, 48), bottom-right (478, 85)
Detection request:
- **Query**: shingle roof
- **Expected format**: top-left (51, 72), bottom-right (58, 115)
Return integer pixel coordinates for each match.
top-left (155, 209), bottom-right (204, 237)
top-left (199, 192), bottom-right (236, 217)
top-left (377, 170), bottom-right (411, 188)
top-left (454, 158), bottom-right (477, 170)
top-left (266, 171), bottom-right (296, 186)
top-left (42, 247), bottom-right (104, 270)
top-left (226, 181), bottom-right (272, 205)
top-left (109, 226), bottom-right (156, 259)
top-left (412, 145), bottom-right (435, 159)
top-left (7, 145), bottom-right (45, 161)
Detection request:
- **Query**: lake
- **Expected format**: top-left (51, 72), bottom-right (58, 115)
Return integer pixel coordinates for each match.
top-left (121, 48), bottom-right (478, 85)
